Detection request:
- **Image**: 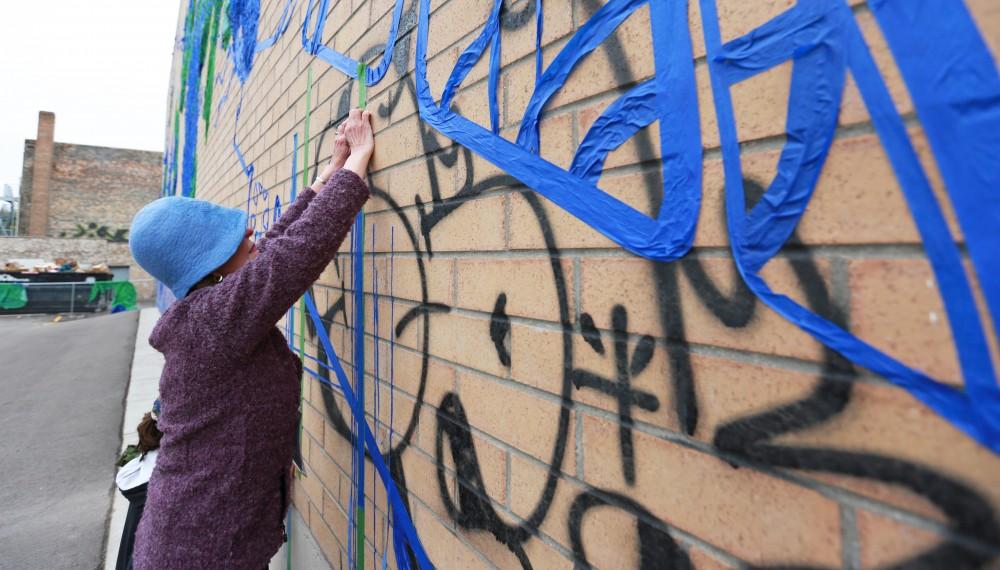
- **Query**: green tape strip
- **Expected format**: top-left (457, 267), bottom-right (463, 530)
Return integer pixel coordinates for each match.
top-left (355, 507), bottom-right (365, 570)
top-left (357, 62), bottom-right (368, 107)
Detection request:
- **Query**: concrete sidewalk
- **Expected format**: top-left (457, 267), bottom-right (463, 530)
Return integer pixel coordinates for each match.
top-left (104, 308), bottom-right (327, 569)
top-left (103, 307), bottom-right (162, 570)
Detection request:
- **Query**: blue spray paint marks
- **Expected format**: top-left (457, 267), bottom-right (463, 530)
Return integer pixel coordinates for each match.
top-left (181, 1), bottom-right (213, 197)
top-left (226, 0), bottom-right (262, 83)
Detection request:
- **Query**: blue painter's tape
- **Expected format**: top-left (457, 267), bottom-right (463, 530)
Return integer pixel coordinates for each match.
top-left (866, 0), bottom-right (1000, 425)
top-left (303, 292), bottom-right (434, 569)
top-left (411, 0), bottom-right (999, 451)
top-left (699, 0), bottom-right (1000, 452)
top-left (302, 0), bottom-right (405, 85)
top-left (255, 0), bottom-right (296, 52)
top-left (415, 0), bottom-right (700, 262)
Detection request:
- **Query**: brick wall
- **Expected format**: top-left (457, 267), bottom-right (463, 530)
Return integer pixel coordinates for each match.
top-left (47, 143), bottom-right (162, 242)
top-left (165, 0), bottom-right (1000, 568)
top-left (16, 113), bottom-right (162, 300)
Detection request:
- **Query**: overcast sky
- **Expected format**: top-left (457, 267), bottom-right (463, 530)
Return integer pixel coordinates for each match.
top-left (0, 2), bottom-right (180, 197)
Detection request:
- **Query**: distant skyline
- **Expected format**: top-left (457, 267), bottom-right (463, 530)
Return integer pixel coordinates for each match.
top-left (0, 2), bottom-right (180, 196)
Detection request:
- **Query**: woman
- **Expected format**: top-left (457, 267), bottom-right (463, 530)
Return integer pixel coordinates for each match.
top-left (127, 109), bottom-right (373, 568)
top-left (115, 400), bottom-right (163, 570)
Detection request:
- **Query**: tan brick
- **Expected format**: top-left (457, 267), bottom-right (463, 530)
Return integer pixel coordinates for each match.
top-left (310, 436), bottom-right (346, 495)
top-left (370, 115), bottom-right (437, 169)
top-left (714, 0), bottom-right (796, 45)
top-left (302, 400), bottom-right (327, 448)
top-left (508, 189), bottom-right (616, 251)
top-left (849, 258), bottom-right (962, 384)
top-left (300, 455), bottom-right (327, 509)
top-left (430, 310), bottom-right (508, 377)
top-left (426, 192), bottom-right (508, 252)
top-left (780, 378), bottom-right (1000, 524)
top-left (508, 322), bottom-right (572, 397)
top-left (968, 0), bottom-right (1000, 63)
top-left (458, 371), bottom-right (574, 464)
top-left (582, 414), bottom-right (842, 566)
top-left (426, 0), bottom-right (494, 60)
top-left (498, 2), bottom-right (573, 69)
top-left (578, 256), bottom-right (831, 361)
top-left (311, 503), bottom-right (346, 569)
top-left (451, 80), bottom-right (493, 132)
top-left (411, 503), bottom-right (491, 568)
top-left (689, 547), bottom-right (738, 570)
top-left (454, 256), bottom-right (573, 322)
top-left (290, 474), bottom-right (313, 517)
top-left (546, 3), bottom-right (655, 111)
top-left (333, 2), bottom-right (371, 54)
top-left (856, 509), bottom-right (947, 569)
top-left (509, 453), bottom-right (585, 551)
top-left (401, 445), bottom-right (457, 525)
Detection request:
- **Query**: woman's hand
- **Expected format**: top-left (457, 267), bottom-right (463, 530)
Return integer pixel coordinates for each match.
top-left (343, 108), bottom-right (374, 179)
top-left (311, 124), bottom-right (350, 191)
top-left (330, 122), bottom-right (350, 170)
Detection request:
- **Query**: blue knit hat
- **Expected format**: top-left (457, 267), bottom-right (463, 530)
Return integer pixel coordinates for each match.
top-left (129, 196), bottom-right (249, 299)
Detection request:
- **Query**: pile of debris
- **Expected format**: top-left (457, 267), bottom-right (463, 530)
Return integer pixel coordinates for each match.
top-left (3, 258), bottom-right (110, 275)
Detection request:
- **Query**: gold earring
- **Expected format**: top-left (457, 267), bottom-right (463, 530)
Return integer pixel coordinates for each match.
top-left (212, 273), bottom-right (224, 284)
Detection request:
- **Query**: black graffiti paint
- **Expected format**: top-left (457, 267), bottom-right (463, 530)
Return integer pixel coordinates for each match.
top-left (299, 0), bottom-right (1000, 565)
top-left (568, 488), bottom-right (691, 570)
top-left (572, 305), bottom-right (659, 485)
top-left (490, 293), bottom-right (512, 367)
top-left (579, 312), bottom-right (605, 355)
top-left (436, 392), bottom-right (534, 568)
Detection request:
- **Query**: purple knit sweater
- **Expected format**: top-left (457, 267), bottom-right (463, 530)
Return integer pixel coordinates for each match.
top-left (134, 169), bottom-right (368, 569)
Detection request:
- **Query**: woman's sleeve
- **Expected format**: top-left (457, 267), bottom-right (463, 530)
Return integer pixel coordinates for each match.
top-left (256, 187), bottom-right (317, 253)
top-left (196, 169), bottom-right (368, 356)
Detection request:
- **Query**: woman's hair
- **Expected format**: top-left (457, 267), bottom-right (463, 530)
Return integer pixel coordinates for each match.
top-left (136, 412), bottom-right (163, 458)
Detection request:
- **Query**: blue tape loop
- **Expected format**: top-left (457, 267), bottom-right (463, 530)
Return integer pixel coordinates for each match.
top-left (302, 0), bottom-right (405, 85)
top-left (415, 0), bottom-right (701, 262)
top-left (303, 292), bottom-right (434, 569)
top-left (699, 0), bottom-right (1000, 452)
top-left (255, 0), bottom-right (296, 52)
top-left (412, 0), bottom-right (1000, 452)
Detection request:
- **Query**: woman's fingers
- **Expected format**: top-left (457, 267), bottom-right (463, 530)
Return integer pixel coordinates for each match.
top-left (349, 107), bottom-right (361, 121)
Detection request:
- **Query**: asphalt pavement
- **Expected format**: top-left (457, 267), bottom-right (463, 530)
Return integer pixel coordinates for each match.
top-left (0, 311), bottom-right (138, 569)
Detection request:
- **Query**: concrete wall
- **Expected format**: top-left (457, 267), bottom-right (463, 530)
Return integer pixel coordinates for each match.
top-left (164, 0), bottom-right (1000, 568)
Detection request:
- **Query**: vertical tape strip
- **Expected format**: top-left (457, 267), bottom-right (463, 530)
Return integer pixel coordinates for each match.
top-left (357, 62), bottom-right (369, 107)
top-left (303, 292), bottom-right (433, 568)
top-left (353, 62), bottom-right (369, 570)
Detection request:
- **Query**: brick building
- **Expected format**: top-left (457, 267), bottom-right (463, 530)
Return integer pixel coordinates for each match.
top-left (16, 111), bottom-right (162, 299)
top-left (163, 1), bottom-right (1000, 568)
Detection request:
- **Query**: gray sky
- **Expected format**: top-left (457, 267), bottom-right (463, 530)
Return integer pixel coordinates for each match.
top-left (0, 2), bottom-right (180, 197)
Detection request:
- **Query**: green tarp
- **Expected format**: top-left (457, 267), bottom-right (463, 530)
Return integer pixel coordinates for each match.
top-left (0, 283), bottom-right (28, 310)
top-left (88, 281), bottom-right (138, 311)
